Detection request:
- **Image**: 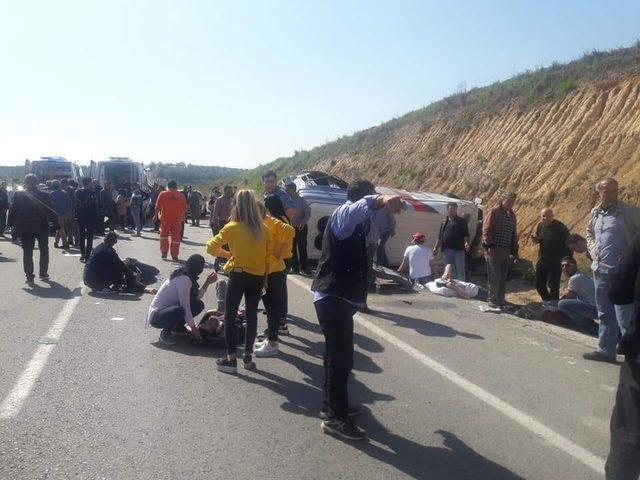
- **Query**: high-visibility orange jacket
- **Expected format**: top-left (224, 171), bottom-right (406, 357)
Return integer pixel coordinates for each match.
top-left (156, 189), bottom-right (187, 221)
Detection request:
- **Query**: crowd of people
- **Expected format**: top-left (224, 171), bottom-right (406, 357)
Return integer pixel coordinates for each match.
top-left (2, 171), bottom-right (639, 475)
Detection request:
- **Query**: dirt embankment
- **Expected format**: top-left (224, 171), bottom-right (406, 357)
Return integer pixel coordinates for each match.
top-left (314, 77), bottom-right (640, 259)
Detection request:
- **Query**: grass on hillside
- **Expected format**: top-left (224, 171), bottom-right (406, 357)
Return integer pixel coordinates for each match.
top-left (237, 42), bottom-right (640, 188)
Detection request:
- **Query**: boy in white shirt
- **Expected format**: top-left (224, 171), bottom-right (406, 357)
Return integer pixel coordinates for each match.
top-left (397, 232), bottom-right (435, 285)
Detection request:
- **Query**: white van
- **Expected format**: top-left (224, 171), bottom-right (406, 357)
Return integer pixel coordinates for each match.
top-left (25, 157), bottom-right (83, 184)
top-left (284, 171), bottom-right (480, 267)
top-left (89, 157), bottom-right (148, 190)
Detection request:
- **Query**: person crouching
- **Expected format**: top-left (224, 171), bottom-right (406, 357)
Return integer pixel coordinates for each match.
top-left (146, 254), bottom-right (217, 345)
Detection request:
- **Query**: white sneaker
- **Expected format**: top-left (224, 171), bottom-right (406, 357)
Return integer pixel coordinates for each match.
top-left (254, 339), bottom-right (267, 350)
top-left (254, 342), bottom-right (279, 357)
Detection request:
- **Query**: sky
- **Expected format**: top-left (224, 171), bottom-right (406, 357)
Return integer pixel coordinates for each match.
top-left (0, 0), bottom-right (638, 169)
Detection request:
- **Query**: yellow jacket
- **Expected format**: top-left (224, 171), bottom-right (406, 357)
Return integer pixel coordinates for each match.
top-left (264, 216), bottom-right (295, 274)
top-left (206, 221), bottom-right (270, 276)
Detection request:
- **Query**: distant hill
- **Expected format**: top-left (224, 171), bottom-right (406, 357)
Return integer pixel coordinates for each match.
top-left (238, 43), bottom-right (640, 257)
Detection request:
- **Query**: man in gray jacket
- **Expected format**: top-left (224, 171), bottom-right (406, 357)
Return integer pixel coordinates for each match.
top-left (583, 177), bottom-right (640, 363)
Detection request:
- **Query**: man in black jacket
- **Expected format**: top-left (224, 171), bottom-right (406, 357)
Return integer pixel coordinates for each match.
top-left (311, 179), bottom-right (403, 441)
top-left (531, 208), bottom-right (570, 308)
top-left (605, 237), bottom-right (640, 479)
top-left (7, 174), bottom-right (57, 284)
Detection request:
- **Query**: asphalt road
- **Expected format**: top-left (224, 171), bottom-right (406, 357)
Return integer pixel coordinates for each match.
top-left (0, 224), bottom-right (620, 480)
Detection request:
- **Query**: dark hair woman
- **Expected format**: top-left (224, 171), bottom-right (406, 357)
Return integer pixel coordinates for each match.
top-left (146, 254), bottom-right (218, 345)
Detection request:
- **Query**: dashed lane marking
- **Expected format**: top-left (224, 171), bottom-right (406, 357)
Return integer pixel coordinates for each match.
top-left (0, 287), bottom-right (83, 419)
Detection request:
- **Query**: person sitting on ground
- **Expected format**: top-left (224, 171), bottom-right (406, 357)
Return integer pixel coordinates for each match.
top-left (83, 232), bottom-right (155, 294)
top-left (556, 256), bottom-right (598, 332)
top-left (146, 254), bottom-right (218, 345)
top-left (426, 264), bottom-right (480, 299)
top-left (397, 232), bottom-right (435, 285)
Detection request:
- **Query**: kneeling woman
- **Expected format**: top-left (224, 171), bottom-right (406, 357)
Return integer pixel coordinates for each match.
top-left (254, 197), bottom-right (295, 357)
top-left (207, 190), bottom-right (269, 374)
top-left (146, 254), bottom-right (217, 345)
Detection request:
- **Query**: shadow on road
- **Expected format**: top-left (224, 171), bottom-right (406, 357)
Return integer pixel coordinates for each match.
top-left (150, 337), bottom-right (227, 357)
top-left (22, 281), bottom-right (82, 300)
top-left (367, 309), bottom-right (484, 340)
top-left (287, 314), bottom-right (385, 354)
top-left (87, 291), bottom-right (143, 301)
top-left (0, 256), bottom-right (17, 262)
top-left (349, 412), bottom-right (525, 480)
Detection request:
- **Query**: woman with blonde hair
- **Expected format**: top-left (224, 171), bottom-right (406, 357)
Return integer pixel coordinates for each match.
top-left (207, 189), bottom-right (270, 374)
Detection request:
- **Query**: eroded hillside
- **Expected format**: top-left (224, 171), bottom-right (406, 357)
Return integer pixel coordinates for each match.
top-left (316, 76), bottom-right (640, 255)
top-left (240, 46), bottom-right (640, 259)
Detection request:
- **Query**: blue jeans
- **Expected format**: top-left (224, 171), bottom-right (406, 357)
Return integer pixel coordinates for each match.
top-left (594, 270), bottom-right (636, 357)
top-left (558, 298), bottom-right (598, 328)
top-left (376, 231), bottom-right (392, 267)
top-left (443, 248), bottom-right (466, 281)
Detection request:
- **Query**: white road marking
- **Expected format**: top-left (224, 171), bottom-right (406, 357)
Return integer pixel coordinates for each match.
top-left (0, 290), bottom-right (83, 419)
top-left (288, 276), bottom-right (606, 474)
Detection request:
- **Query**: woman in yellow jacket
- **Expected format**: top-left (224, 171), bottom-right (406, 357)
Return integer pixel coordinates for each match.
top-left (206, 190), bottom-right (269, 374)
top-left (254, 197), bottom-right (295, 357)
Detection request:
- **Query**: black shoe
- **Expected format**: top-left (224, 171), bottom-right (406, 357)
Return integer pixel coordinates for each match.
top-left (159, 330), bottom-right (176, 346)
top-left (216, 357), bottom-right (238, 374)
top-left (243, 354), bottom-right (256, 371)
top-left (79, 257), bottom-right (86, 263)
top-left (39, 274), bottom-right (50, 281)
top-left (321, 418), bottom-right (366, 441)
top-left (319, 406), bottom-right (360, 421)
top-left (278, 323), bottom-right (289, 335)
top-left (25, 276), bottom-right (35, 285)
top-left (582, 351), bottom-right (617, 364)
top-left (161, 253), bottom-right (167, 260)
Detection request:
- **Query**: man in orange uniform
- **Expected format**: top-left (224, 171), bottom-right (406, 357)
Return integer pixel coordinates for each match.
top-left (154, 180), bottom-right (187, 260)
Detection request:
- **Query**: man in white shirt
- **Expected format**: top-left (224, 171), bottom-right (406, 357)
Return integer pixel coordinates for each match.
top-left (426, 264), bottom-right (480, 298)
top-left (397, 232), bottom-right (435, 285)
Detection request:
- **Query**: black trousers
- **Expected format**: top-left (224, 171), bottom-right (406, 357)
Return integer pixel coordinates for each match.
top-left (21, 231), bottom-right (49, 278)
top-left (606, 356), bottom-right (640, 480)
top-left (190, 206), bottom-right (200, 226)
top-left (315, 296), bottom-right (356, 420)
top-left (150, 301), bottom-right (205, 332)
top-left (262, 270), bottom-right (287, 342)
top-left (535, 257), bottom-right (562, 302)
top-left (78, 220), bottom-right (95, 259)
top-left (291, 225), bottom-right (308, 270)
top-left (224, 271), bottom-right (264, 356)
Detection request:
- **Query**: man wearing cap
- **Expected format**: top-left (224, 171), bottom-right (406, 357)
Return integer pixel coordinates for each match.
top-left (397, 232), bottom-right (435, 285)
top-left (482, 192), bottom-right (519, 310)
top-left (285, 182), bottom-right (311, 274)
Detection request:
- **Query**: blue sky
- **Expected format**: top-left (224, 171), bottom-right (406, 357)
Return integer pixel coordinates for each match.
top-left (0, 0), bottom-right (638, 168)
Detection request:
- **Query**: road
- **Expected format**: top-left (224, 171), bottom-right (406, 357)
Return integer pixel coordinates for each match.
top-left (0, 224), bottom-right (619, 480)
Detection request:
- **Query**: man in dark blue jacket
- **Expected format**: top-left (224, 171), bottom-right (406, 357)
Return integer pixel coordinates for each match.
top-left (83, 232), bottom-right (135, 291)
top-left (311, 179), bottom-right (403, 441)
